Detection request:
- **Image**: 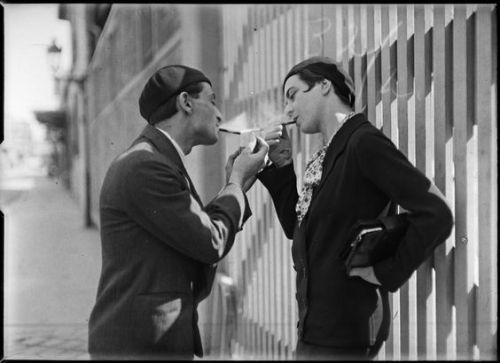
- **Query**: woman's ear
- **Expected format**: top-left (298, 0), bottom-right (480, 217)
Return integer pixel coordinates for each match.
top-left (320, 79), bottom-right (333, 95)
top-left (177, 92), bottom-right (193, 115)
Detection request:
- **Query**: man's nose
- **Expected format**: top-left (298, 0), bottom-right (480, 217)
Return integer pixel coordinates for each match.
top-left (215, 109), bottom-right (223, 123)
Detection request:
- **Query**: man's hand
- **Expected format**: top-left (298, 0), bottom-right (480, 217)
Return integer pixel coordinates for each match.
top-left (225, 147), bottom-right (257, 191)
top-left (227, 137), bottom-right (269, 192)
top-left (262, 124), bottom-right (293, 168)
top-left (349, 266), bottom-right (381, 286)
top-left (225, 147), bottom-right (244, 183)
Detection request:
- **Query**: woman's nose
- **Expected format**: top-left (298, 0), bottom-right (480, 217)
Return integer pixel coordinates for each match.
top-left (284, 103), bottom-right (294, 120)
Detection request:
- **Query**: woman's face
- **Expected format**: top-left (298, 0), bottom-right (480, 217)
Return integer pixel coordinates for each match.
top-left (283, 74), bottom-right (322, 134)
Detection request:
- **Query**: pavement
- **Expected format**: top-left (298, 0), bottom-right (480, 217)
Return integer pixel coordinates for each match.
top-left (2, 169), bottom-right (102, 360)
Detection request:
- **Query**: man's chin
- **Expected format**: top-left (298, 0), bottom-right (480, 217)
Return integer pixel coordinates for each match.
top-left (203, 135), bottom-right (218, 145)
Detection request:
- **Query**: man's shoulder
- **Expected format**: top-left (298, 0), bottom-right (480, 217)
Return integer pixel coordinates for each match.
top-left (112, 140), bottom-right (175, 169)
top-left (116, 141), bottom-right (156, 162)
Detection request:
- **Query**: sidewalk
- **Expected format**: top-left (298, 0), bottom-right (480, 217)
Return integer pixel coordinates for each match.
top-left (3, 173), bottom-right (101, 360)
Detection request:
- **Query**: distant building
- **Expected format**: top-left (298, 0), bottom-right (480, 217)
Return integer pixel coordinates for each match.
top-left (1, 115), bottom-right (51, 176)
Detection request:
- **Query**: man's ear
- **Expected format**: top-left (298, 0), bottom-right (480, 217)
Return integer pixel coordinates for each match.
top-left (177, 92), bottom-right (193, 115)
top-left (320, 79), bottom-right (333, 95)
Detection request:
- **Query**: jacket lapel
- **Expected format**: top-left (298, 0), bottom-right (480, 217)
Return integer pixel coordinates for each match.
top-left (310, 113), bottom-right (369, 202)
top-left (135, 125), bottom-right (203, 205)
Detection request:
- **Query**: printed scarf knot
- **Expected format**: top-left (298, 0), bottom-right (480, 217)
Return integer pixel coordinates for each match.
top-left (295, 146), bottom-right (328, 225)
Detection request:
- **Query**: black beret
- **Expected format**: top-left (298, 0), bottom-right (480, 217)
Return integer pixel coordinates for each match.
top-left (282, 56), bottom-right (355, 107)
top-left (139, 65), bottom-right (212, 122)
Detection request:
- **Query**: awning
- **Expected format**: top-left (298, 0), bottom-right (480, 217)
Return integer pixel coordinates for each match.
top-left (33, 110), bottom-right (67, 129)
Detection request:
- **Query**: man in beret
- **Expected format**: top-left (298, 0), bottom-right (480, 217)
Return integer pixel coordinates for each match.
top-left (259, 56), bottom-right (453, 360)
top-left (88, 65), bottom-right (268, 360)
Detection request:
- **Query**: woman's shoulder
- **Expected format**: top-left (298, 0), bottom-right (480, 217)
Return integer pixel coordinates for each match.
top-left (350, 119), bottom-right (386, 144)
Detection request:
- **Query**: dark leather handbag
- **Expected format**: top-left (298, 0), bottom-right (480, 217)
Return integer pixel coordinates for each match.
top-left (341, 202), bottom-right (409, 358)
top-left (343, 212), bottom-right (409, 272)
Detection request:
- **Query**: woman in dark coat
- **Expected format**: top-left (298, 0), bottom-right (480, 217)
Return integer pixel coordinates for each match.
top-left (257, 56), bottom-right (453, 360)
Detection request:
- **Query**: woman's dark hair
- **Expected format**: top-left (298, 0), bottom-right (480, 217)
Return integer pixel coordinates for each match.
top-left (294, 68), bottom-right (354, 108)
top-left (149, 82), bottom-right (205, 124)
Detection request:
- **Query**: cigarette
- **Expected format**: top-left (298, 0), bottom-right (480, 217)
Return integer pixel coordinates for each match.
top-left (219, 121), bottom-right (296, 135)
top-left (219, 128), bottom-right (242, 134)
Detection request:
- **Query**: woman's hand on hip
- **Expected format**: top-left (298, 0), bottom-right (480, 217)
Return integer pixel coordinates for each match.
top-left (349, 266), bottom-right (381, 286)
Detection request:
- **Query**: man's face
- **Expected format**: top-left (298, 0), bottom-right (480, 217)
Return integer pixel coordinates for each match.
top-left (189, 82), bottom-right (223, 145)
top-left (283, 75), bottom-right (323, 134)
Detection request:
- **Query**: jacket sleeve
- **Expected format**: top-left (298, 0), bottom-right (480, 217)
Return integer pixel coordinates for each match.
top-left (257, 163), bottom-right (298, 239)
top-left (354, 130), bottom-right (454, 292)
top-left (125, 159), bottom-right (251, 265)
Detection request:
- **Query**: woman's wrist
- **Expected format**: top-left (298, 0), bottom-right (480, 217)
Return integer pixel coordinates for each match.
top-left (272, 158), bottom-right (293, 168)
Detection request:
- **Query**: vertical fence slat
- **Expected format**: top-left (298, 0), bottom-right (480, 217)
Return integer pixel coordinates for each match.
top-left (256, 9), bottom-right (264, 356)
top-left (271, 7), bottom-right (279, 97)
top-left (283, 6), bottom-right (291, 352)
top-left (264, 7), bottom-right (272, 359)
top-left (341, 5), bottom-right (350, 71)
top-left (381, 5), bottom-right (392, 136)
top-left (394, 9), bottom-right (408, 361)
top-left (335, 5), bottom-right (343, 63)
top-left (413, 5), bottom-right (435, 360)
top-left (353, 5), bottom-right (363, 113)
top-left (452, 5), bottom-right (474, 360)
top-left (306, 4), bottom-right (321, 57)
top-left (432, 4), bottom-right (456, 360)
top-left (398, 5), bottom-right (416, 359)
top-left (365, 5), bottom-right (376, 123)
top-left (276, 9), bottom-right (285, 356)
top-left (270, 6), bottom-right (278, 360)
top-left (426, 5), bottom-right (438, 360)
top-left (249, 6), bottom-right (257, 132)
top-left (290, 6), bottom-right (303, 357)
top-left (272, 218), bottom-right (281, 358)
top-left (377, 7), bottom-right (391, 357)
top-left (250, 9), bottom-right (259, 355)
top-left (322, 5), bottom-right (336, 59)
top-left (396, 5), bottom-right (409, 157)
top-left (476, 4), bottom-right (497, 361)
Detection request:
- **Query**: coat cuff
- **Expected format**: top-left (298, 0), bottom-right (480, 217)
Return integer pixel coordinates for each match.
top-left (257, 163), bottom-right (295, 191)
top-left (220, 182), bottom-right (252, 230)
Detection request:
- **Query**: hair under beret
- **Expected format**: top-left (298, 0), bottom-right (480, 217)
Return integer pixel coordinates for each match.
top-left (139, 65), bottom-right (212, 122)
top-left (283, 56), bottom-right (355, 107)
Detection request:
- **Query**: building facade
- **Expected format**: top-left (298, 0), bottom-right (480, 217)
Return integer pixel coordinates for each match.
top-left (59, 4), bottom-right (497, 360)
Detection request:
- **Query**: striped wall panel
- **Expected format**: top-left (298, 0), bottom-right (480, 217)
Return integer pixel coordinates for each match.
top-left (216, 4), bottom-right (497, 360)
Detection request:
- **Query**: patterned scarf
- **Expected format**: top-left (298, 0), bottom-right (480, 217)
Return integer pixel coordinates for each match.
top-left (295, 144), bottom-right (330, 225)
top-left (295, 112), bottom-right (355, 225)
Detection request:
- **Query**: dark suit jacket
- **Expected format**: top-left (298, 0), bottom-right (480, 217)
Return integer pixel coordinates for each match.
top-left (258, 113), bottom-right (453, 348)
top-left (88, 125), bottom-right (251, 359)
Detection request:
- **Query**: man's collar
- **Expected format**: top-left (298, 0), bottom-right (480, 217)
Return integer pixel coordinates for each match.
top-left (154, 126), bottom-right (187, 165)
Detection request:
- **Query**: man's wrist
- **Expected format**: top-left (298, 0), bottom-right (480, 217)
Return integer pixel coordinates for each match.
top-left (227, 178), bottom-right (243, 188)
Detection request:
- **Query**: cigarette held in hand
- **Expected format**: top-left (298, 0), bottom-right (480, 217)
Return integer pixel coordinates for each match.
top-left (219, 120), bottom-right (296, 134)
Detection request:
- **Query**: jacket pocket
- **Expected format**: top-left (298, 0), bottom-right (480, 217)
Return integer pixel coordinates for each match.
top-left (133, 291), bottom-right (193, 353)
